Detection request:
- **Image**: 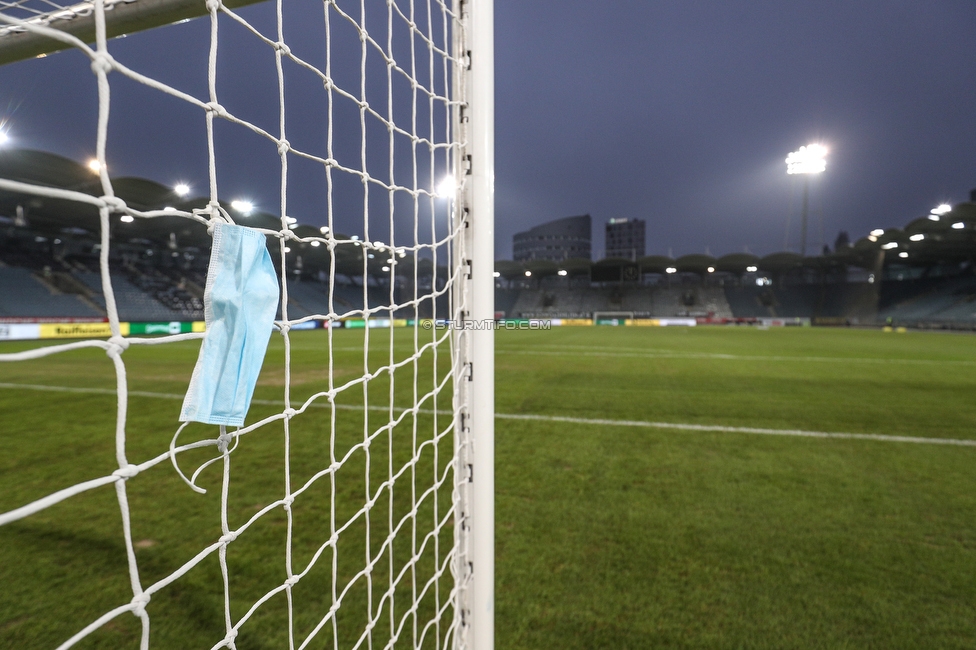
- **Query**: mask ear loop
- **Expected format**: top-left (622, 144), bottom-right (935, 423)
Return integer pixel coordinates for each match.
top-left (170, 424), bottom-right (240, 494)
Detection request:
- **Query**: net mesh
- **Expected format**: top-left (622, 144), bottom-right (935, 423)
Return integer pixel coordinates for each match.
top-left (0, 0), bottom-right (471, 648)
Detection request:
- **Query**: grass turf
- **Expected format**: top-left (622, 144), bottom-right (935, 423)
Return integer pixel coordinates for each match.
top-left (2, 325), bottom-right (976, 648)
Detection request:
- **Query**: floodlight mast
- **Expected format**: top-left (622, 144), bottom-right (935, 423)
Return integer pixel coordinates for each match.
top-left (786, 144), bottom-right (827, 256)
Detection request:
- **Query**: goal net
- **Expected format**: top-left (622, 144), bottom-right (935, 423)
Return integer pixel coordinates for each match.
top-left (0, 0), bottom-right (493, 648)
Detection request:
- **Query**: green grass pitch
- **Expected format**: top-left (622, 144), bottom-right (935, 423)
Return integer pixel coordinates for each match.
top-left (2, 325), bottom-right (976, 648)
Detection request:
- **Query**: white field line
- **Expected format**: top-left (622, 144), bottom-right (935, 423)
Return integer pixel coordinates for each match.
top-left (1, 382), bottom-right (974, 447)
top-left (495, 347), bottom-right (976, 366)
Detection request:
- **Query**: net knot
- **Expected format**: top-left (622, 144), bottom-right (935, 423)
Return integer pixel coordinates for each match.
top-left (277, 322), bottom-right (290, 335)
top-left (219, 531), bottom-right (238, 544)
top-left (283, 407), bottom-right (297, 419)
top-left (90, 52), bottom-right (114, 75)
top-left (322, 77), bottom-right (332, 91)
top-left (324, 157), bottom-right (337, 168)
top-left (205, 102), bottom-right (227, 118)
top-left (113, 464), bottom-right (139, 480)
top-left (277, 139), bottom-right (290, 156)
top-left (217, 430), bottom-right (233, 454)
top-left (285, 575), bottom-right (300, 587)
top-left (105, 335), bottom-right (129, 357)
top-left (205, 0), bottom-right (221, 13)
top-left (282, 495), bottom-right (295, 508)
top-left (102, 196), bottom-right (127, 212)
top-left (130, 592), bottom-right (151, 615)
top-left (274, 41), bottom-right (291, 56)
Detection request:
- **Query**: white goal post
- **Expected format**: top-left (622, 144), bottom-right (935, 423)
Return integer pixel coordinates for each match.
top-left (0, 1), bottom-right (493, 649)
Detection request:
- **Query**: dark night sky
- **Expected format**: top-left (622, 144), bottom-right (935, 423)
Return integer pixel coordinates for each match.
top-left (1, 0), bottom-right (975, 260)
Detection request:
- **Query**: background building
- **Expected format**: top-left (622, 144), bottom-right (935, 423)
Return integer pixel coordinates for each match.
top-left (605, 218), bottom-right (646, 260)
top-left (513, 214), bottom-right (591, 262)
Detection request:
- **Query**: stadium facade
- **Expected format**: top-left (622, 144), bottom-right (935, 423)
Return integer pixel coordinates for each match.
top-left (512, 214), bottom-right (591, 262)
top-left (3, 149), bottom-right (976, 331)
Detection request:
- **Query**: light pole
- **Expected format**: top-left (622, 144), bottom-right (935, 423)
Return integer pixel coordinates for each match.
top-left (786, 144), bottom-right (827, 256)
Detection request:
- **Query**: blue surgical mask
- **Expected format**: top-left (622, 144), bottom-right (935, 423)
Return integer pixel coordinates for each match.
top-left (180, 222), bottom-right (279, 426)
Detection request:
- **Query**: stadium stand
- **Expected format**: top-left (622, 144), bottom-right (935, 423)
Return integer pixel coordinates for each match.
top-left (3, 148), bottom-right (976, 328)
top-left (0, 266), bottom-right (102, 318)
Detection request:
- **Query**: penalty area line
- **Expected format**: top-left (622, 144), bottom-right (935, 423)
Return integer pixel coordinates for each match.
top-left (1, 382), bottom-right (974, 447)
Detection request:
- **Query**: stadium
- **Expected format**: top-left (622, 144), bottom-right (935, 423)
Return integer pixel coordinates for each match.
top-left (3, 2), bottom-right (976, 650)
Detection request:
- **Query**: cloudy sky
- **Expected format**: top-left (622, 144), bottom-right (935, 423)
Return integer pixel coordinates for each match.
top-left (1, 0), bottom-right (975, 260)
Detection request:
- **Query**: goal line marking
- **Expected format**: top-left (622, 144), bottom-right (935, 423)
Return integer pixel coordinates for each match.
top-left (2, 382), bottom-right (973, 447)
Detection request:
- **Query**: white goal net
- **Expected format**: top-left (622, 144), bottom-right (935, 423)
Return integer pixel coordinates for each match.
top-left (0, 0), bottom-right (493, 648)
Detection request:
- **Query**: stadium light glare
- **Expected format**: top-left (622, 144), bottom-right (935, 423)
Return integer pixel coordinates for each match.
top-left (283, 246), bottom-right (291, 253)
top-left (310, 241), bottom-right (321, 247)
top-left (87, 159), bottom-right (103, 173)
top-left (163, 206), bottom-right (176, 212)
top-left (665, 267), bottom-right (677, 274)
top-left (867, 235), bottom-right (878, 242)
top-left (557, 269), bottom-right (568, 276)
top-left (231, 199), bottom-right (254, 215)
top-left (120, 215), bottom-right (134, 223)
top-left (785, 144), bottom-right (827, 175)
top-left (928, 214), bottom-right (940, 221)
top-left (909, 234), bottom-right (925, 241)
top-left (881, 242), bottom-right (898, 250)
top-left (493, 271), bottom-right (501, 278)
top-left (0, 129), bottom-right (9, 146)
top-left (435, 174), bottom-right (455, 198)
top-left (746, 265), bottom-right (758, 272)
top-left (524, 270), bottom-right (532, 277)
top-left (898, 252), bottom-right (909, 258)
top-left (932, 203), bottom-right (952, 215)
top-left (174, 182), bottom-right (190, 197)
top-left (320, 226), bottom-right (330, 234)
top-left (707, 266), bottom-right (715, 273)
top-left (870, 229), bottom-right (884, 237)
top-left (382, 266), bottom-right (390, 272)
top-left (952, 222), bottom-right (965, 229)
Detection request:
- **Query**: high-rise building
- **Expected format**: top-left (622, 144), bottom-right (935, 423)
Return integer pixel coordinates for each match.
top-left (605, 218), bottom-right (645, 260)
top-left (513, 214), bottom-right (591, 262)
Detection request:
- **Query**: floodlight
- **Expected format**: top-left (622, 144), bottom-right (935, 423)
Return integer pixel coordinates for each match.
top-left (493, 271), bottom-right (501, 278)
top-left (382, 266), bottom-right (390, 272)
top-left (952, 222), bottom-right (965, 229)
top-left (785, 144), bottom-right (827, 175)
top-left (231, 200), bottom-right (254, 215)
top-left (524, 270), bottom-right (532, 277)
top-left (870, 229), bottom-right (884, 237)
top-left (435, 174), bottom-right (455, 198)
top-left (928, 215), bottom-right (940, 222)
top-left (285, 216), bottom-right (298, 225)
top-left (932, 203), bottom-right (952, 215)
top-left (898, 252), bottom-right (909, 258)
top-left (283, 246), bottom-right (291, 253)
top-left (163, 206), bottom-right (176, 212)
top-left (707, 266), bottom-right (715, 273)
top-left (87, 159), bottom-right (103, 173)
top-left (0, 130), bottom-right (8, 146)
top-left (310, 241), bottom-right (321, 247)
top-left (174, 183), bottom-right (190, 197)
top-left (909, 234), bottom-right (924, 241)
top-left (351, 235), bottom-right (359, 241)
top-left (665, 267), bottom-right (677, 274)
top-left (320, 226), bottom-right (330, 234)
top-left (746, 265), bottom-right (758, 272)
top-left (557, 269), bottom-right (568, 276)
top-left (881, 242), bottom-right (898, 250)
top-left (120, 215), bottom-right (134, 223)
